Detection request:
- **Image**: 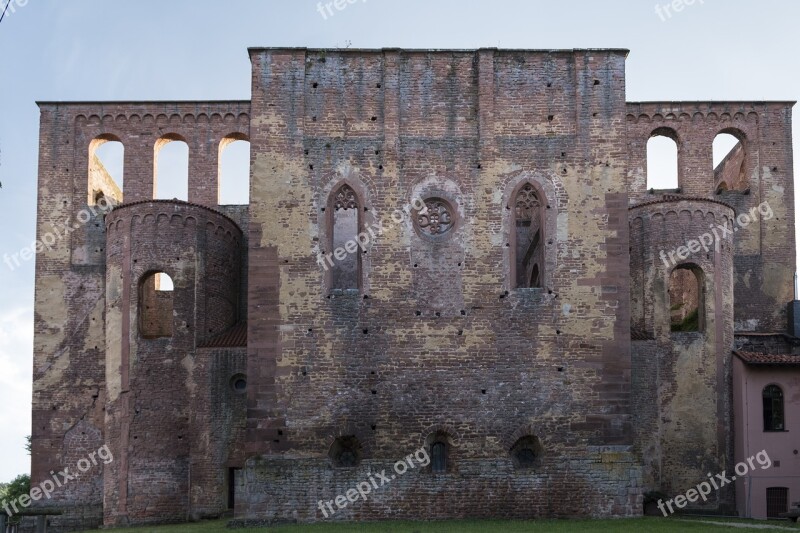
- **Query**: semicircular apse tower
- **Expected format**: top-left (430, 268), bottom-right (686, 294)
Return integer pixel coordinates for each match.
top-left (103, 200), bottom-right (243, 525)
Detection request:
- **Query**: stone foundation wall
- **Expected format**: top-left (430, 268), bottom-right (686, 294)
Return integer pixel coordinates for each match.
top-left (235, 448), bottom-right (642, 523)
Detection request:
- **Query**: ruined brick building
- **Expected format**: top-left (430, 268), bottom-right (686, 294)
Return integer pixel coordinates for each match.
top-left (30, 48), bottom-right (797, 530)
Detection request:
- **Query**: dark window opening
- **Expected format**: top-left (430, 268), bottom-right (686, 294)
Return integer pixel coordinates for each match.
top-left (329, 436), bottom-right (362, 468)
top-left (510, 436), bottom-right (544, 470)
top-left (763, 385), bottom-right (785, 432)
top-left (330, 184), bottom-right (360, 290)
top-left (431, 441), bottom-right (447, 473)
top-left (669, 266), bottom-right (704, 332)
top-left (514, 183), bottom-right (544, 288)
top-left (530, 263), bottom-right (540, 288)
top-left (227, 467), bottom-right (242, 510)
top-left (766, 487), bottom-right (788, 519)
top-left (230, 374), bottom-right (247, 394)
top-left (139, 272), bottom-right (174, 339)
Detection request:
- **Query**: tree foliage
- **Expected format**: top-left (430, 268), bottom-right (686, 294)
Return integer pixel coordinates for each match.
top-left (0, 474), bottom-right (31, 522)
top-left (0, 437), bottom-right (33, 521)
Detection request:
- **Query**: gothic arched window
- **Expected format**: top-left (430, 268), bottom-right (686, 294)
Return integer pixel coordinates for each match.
top-left (330, 184), bottom-right (361, 290)
top-left (514, 184), bottom-right (544, 288)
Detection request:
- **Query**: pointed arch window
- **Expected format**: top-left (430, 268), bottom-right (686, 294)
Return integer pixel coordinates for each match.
top-left (219, 135), bottom-right (250, 205)
top-left (154, 135), bottom-right (189, 201)
top-left (514, 184), bottom-right (544, 289)
top-left (510, 435), bottom-right (544, 470)
top-left (329, 436), bottom-right (362, 468)
top-left (330, 184), bottom-right (361, 290)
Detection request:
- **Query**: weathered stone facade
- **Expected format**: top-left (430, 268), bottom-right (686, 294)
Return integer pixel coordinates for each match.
top-left (627, 101), bottom-right (796, 513)
top-left (29, 48), bottom-right (795, 530)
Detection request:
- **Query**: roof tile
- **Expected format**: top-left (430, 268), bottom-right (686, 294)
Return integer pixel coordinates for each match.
top-left (199, 322), bottom-right (247, 348)
top-left (734, 351), bottom-right (800, 366)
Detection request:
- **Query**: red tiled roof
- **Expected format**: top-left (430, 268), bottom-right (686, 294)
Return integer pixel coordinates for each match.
top-left (733, 351), bottom-right (800, 366)
top-left (198, 322), bottom-right (247, 348)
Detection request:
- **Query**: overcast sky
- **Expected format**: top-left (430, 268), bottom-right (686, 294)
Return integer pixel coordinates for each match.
top-left (0, 0), bottom-right (798, 482)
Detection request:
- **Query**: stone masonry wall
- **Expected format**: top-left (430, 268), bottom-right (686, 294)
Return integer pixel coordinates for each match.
top-left (103, 201), bottom-right (242, 526)
top-left (190, 347), bottom-right (248, 519)
top-left (625, 102), bottom-right (796, 333)
top-left (32, 102), bottom-right (250, 531)
top-left (242, 47), bottom-right (639, 521)
top-left (629, 198), bottom-right (735, 512)
top-left (31, 49), bottom-right (795, 529)
top-left (235, 449), bottom-right (641, 523)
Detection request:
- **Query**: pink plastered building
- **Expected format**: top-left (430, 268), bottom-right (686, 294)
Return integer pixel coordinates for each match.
top-left (733, 339), bottom-right (800, 519)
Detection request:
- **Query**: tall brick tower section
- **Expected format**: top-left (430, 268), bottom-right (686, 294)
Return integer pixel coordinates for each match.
top-left (31, 103), bottom-right (251, 530)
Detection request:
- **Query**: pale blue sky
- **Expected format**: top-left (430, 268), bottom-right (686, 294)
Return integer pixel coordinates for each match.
top-left (0, 0), bottom-right (798, 481)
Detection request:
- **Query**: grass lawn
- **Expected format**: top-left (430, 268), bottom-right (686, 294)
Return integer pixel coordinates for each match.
top-left (78, 517), bottom-right (800, 532)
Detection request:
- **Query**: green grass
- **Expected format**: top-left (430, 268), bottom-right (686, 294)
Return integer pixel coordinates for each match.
top-left (78, 517), bottom-right (800, 532)
top-left (671, 308), bottom-right (700, 332)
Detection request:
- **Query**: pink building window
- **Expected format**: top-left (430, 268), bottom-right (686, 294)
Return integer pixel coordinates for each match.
top-left (762, 385), bottom-right (785, 432)
top-left (766, 487), bottom-right (789, 519)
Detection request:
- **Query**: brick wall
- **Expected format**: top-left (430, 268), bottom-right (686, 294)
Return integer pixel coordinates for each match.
top-left (233, 449), bottom-right (641, 524)
top-left (629, 198), bottom-right (735, 512)
top-left (241, 47), bottom-right (639, 522)
top-left (103, 201), bottom-right (242, 526)
top-left (190, 347), bottom-right (247, 518)
top-left (626, 102), bottom-right (796, 332)
top-left (30, 48), bottom-right (796, 529)
top-left (31, 102), bottom-right (251, 531)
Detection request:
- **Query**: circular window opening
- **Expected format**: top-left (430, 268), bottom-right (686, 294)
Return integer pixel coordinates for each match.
top-left (230, 375), bottom-right (247, 394)
top-left (414, 197), bottom-right (456, 240)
